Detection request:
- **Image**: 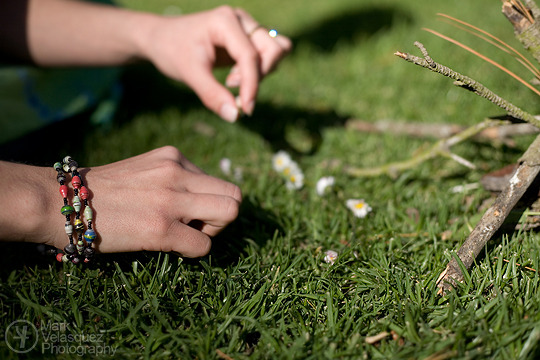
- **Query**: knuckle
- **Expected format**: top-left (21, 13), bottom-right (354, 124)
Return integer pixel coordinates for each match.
top-left (213, 5), bottom-right (235, 20)
top-left (157, 145), bottom-right (184, 161)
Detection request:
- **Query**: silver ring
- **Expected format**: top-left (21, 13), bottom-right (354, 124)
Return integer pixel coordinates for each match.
top-left (247, 24), bottom-right (264, 37)
top-left (268, 29), bottom-right (278, 38)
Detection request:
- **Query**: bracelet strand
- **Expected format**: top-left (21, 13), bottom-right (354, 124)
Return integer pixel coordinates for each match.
top-left (54, 156), bottom-right (96, 264)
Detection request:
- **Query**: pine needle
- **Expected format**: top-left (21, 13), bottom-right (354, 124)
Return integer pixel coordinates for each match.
top-left (511, 0), bottom-right (535, 24)
top-left (436, 13), bottom-right (540, 79)
top-left (423, 27), bottom-right (540, 97)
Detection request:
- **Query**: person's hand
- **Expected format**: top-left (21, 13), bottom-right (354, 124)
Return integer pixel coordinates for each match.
top-left (140, 6), bottom-right (292, 122)
top-left (49, 147), bottom-right (242, 258)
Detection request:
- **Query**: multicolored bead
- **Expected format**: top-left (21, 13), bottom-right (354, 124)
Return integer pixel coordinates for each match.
top-left (64, 243), bottom-right (77, 255)
top-left (59, 185), bottom-right (68, 198)
top-left (84, 247), bottom-right (95, 258)
top-left (80, 186), bottom-right (89, 200)
top-left (64, 222), bottom-right (73, 236)
top-left (74, 218), bottom-right (84, 232)
top-left (72, 196), bottom-right (82, 212)
top-left (83, 229), bottom-right (96, 243)
top-left (61, 205), bottom-right (74, 215)
top-left (76, 240), bottom-right (85, 254)
top-left (83, 206), bottom-right (93, 221)
top-left (56, 253), bottom-right (64, 262)
top-left (72, 176), bottom-right (81, 189)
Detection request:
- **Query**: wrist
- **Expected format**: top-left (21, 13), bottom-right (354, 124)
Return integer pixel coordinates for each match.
top-left (0, 162), bottom-right (60, 246)
top-left (122, 10), bottom-right (163, 63)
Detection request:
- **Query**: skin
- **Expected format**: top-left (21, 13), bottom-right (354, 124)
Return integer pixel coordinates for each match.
top-left (0, 0), bottom-right (292, 257)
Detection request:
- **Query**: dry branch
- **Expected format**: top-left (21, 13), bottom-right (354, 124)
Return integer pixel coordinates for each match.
top-left (346, 119), bottom-right (539, 140)
top-left (437, 133), bottom-right (540, 292)
top-left (503, 0), bottom-right (540, 63)
top-left (345, 119), bottom-right (509, 177)
top-left (395, 42), bottom-right (540, 127)
top-left (391, 41), bottom-right (540, 293)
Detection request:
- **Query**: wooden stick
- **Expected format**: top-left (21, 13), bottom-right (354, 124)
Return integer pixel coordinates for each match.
top-left (437, 133), bottom-right (540, 293)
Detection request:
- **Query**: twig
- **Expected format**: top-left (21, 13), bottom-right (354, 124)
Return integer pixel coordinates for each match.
top-left (437, 133), bottom-right (540, 293)
top-left (346, 118), bottom-right (539, 140)
top-left (345, 119), bottom-right (509, 177)
top-left (395, 42), bottom-right (540, 128)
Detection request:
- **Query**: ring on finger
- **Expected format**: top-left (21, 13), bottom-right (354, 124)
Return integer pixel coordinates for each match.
top-left (247, 24), bottom-right (265, 37)
top-left (247, 24), bottom-right (279, 39)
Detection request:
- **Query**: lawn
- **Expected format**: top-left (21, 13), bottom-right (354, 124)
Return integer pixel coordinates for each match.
top-left (1, 0), bottom-right (540, 359)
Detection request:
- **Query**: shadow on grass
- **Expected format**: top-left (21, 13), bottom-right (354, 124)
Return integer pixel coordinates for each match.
top-left (290, 5), bottom-right (413, 52)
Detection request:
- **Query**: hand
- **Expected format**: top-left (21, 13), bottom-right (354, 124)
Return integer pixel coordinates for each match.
top-left (54, 147), bottom-right (242, 258)
top-left (141, 6), bottom-right (292, 122)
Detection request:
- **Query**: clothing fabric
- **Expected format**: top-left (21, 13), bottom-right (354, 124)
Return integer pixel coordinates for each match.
top-left (0, 66), bottom-right (120, 144)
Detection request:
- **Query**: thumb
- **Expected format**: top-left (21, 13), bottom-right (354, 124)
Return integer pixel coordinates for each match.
top-left (186, 65), bottom-right (239, 123)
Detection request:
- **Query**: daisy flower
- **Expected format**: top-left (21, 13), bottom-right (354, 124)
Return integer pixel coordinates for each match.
top-left (346, 199), bottom-right (372, 218)
top-left (316, 176), bottom-right (335, 196)
top-left (272, 151), bottom-right (292, 172)
top-left (219, 158), bottom-right (232, 176)
top-left (324, 250), bottom-right (338, 265)
top-left (285, 170), bottom-right (304, 190)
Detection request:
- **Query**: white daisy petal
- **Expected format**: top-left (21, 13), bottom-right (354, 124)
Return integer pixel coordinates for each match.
top-left (219, 158), bottom-right (232, 176)
top-left (272, 151), bottom-right (292, 172)
top-left (346, 199), bottom-right (372, 218)
top-left (324, 250), bottom-right (338, 265)
top-left (316, 176), bottom-right (335, 196)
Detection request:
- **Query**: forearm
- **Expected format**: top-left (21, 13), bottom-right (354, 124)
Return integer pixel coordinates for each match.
top-left (1, 0), bottom-right (159, 66)
top-left (0, 161), bottom-right (58, 245)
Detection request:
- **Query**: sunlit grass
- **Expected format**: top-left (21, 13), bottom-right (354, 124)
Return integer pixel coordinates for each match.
top-left (1, 0), bottom-right (540, 359)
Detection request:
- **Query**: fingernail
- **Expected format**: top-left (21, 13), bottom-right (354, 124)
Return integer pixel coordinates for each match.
top-left (226, 73), bottom-right (241, 88)
top-left (220, 102), bottom-right (238, 123)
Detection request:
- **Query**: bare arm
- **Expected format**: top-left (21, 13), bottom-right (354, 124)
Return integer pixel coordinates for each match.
top-left (0, 147), bottom-right (242, 258)
top-left (0, 0), bottom-right (292, 122)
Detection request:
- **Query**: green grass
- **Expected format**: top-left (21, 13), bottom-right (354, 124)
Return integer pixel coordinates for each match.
top-left (2, 0), bottom-right (540, 358)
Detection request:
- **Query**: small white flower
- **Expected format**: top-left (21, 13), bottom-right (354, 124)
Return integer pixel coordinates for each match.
top-left (316, 176), bottom-right (335, 196)
top-left (272, 151), bottom-right (292, 172)
top-left (219, 158), bottom-right (232, 176)
top-left (285, 170), bottom-right (304, 190)
top-left (324, 250), bottom-right (338, 265)
top-left (346, 199), bottom-right (372, 218)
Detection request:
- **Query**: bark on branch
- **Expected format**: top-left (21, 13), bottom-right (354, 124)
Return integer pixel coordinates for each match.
top-left (437, 133), bottom-right (540, 292)
top-left (395, 42), bottom-right (540, 127)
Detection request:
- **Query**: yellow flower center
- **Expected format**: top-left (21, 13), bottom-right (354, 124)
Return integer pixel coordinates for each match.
top-left (355, 203), bottom-right (365, 209)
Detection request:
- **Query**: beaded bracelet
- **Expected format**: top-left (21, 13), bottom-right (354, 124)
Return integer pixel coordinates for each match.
top-left (54, 156), bottom-right (96, 264)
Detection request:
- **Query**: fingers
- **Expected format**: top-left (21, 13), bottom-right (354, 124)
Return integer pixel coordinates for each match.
top-left (248, 27), bottom-right (292, 76)
top-left (161, 221), bottom-right (212, 258)
top-left (185, 61), bottom-right (243, 123)
top-left (180, 6), bottom-right (259, 122)
top-left (226, 8), bottom-right (292, 93)
top-left (175, 192), bottom-right (240, 228)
